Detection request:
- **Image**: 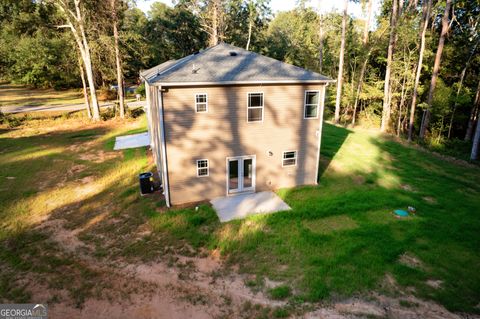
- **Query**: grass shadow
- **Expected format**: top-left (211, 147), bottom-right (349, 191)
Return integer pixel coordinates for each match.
top-left (317, 122), bottom-right (352, 182)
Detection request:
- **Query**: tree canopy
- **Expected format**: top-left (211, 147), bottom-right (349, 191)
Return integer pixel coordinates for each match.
top-left (1, 0), bottom-right (480, 157)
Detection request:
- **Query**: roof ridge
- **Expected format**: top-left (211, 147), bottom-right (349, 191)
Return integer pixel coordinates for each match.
top-left (143, 42), bottom-right (333, 85)
top-left (149, 45), bottom-right (222, 81)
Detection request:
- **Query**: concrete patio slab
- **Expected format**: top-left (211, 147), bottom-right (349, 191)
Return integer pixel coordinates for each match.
top-left (113, 132), bottom-right (150, 150)
top-left (211, 191), bottom-right (291, 222)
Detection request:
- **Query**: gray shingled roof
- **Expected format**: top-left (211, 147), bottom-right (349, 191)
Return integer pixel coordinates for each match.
top-left (140, 43), bottom-right (333, 85)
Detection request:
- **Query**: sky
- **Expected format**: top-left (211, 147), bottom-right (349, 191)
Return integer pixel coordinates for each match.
top-left (136, 0), bottom-right (382, 23)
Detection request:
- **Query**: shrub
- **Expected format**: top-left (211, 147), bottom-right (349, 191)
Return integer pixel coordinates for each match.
top-left (425, 137), bottom-right (472, 160)
top-left (356, 103), bottom-right (381, 128)
top-left (0, 111), bottom-right (23, 128)
top-left (101, 107), bottom-right (116, 121)
top-left (135, 83), bottom-right (145, 98)
top-left (98, 87), bottom-right (117, 101)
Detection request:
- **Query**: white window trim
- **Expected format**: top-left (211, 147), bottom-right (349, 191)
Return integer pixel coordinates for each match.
top-left (195, 93), bottom-right (208, 113)
top-left (282, 150), bottom-right (297, 167)
top-left (304, 90), bottom-right (320, 119)
top-left (196, 159), bottom-right (209, 177)
top-left (246, 92), bottom-right (264, 123)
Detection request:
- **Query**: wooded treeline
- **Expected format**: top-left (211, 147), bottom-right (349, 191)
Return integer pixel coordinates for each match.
top-left (0, 0), bottom-right (479, 160)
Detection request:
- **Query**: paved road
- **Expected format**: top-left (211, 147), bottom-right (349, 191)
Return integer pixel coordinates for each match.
top-left (0, 100), bottom-right (146, 114)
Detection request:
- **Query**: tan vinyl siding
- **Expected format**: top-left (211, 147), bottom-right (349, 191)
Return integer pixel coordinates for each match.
top-left (161, 84), bottom-right (325, 205)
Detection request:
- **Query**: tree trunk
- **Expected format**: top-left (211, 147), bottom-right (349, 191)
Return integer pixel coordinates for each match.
top-left (363, 0), bottom-right (373, 44)
top-left (246, 19), bottom-right (253, 50)
top-left (419, 0), bottom-right (452, 139)
top-left (352, 0), bottom-right (372, 127)
top-left (77, 54), bottom-right (91, 118)
top-left (448, 68), bottom-right (466, 139)
top-left (448, 41), bottom-right (478, 139)
top-left (407, 0), bottom-right (419, 12)
top-left (397, 67), bottom-right (408, 136)
top-left (55, 0), bottom-right (100, 121)
top-left (334, 0), bottom-right (348, 124)
top-left (318, 0), bottom-right (324, 72)
top-left (471, 111), bottom-right (480, 160)
top-left (80, 30), bottom-right (100, 121)
top-left (111, 0), bottom-right (125, 118)
top-left (380, 0), bottom-right (398, 132)
top-left (408, 0), bottom-right (431, 141)
top-left (74, 0), bottom-right (100, 120)
top-left (209, 0), bottom-right (220, 46)
top-left (465, 80), bottom-right (480, 141)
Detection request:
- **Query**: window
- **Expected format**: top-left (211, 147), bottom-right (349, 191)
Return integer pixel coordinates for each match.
top-left (196, 159), bottom-right (209, 177)
top-left (247, 92), bottom-right (263, 122)
top-left (282, 151), bottom-right (297, 167)
top-left (195, 93), bottom-right (208, 113)
top-left (304, 91), bottom-right (320, 119)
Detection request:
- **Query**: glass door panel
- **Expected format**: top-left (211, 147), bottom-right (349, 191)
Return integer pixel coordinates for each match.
top-left (227, 156), bottom-right (255, 194)
top-left (243, 158), bottom-right (253, 189)
top-left (228, 159), bottom-right (240, 193)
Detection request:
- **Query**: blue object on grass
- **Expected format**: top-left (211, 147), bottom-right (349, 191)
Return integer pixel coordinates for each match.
top-left (394, 209), bottom-right (409, 217)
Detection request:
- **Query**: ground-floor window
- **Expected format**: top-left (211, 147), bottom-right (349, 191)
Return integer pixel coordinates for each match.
top-left (282, 151), bottom-right (297, 166)
top-left (196, 159), bottom-right (209, 176)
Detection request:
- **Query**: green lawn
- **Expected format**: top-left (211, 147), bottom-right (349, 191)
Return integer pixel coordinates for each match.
top-left (0, 84), bottom-right (84, 107)
top-left (0, 116), bottom-right (479, 314)
top-left (128, 123), bottom-right (480, 313)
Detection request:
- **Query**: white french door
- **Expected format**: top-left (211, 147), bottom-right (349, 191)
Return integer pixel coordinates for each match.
top-left (226, 155), bottom-right (255, 194)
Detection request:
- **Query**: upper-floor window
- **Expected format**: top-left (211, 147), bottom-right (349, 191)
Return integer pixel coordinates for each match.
top-left (196, 159), bottom-right (209, 177)
top-left (304, 91), bottom-right (320, 119)
top-left (195, 93), bottom-right (208, 113)
top-left (247, 92), bottom-right (263, 122)
top-left (282, 151), bottom-right (297, 167)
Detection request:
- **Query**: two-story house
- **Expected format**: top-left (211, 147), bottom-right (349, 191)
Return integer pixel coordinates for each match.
top-left (140, 43), bottom-right (334, 207)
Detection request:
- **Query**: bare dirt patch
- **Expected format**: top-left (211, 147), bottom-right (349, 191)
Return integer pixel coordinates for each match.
top-left (35, 219), bottom-right (89, 253)
top-left (78, 150), bottom-right (121, 163)
top-left (423, 196), bottom-right (437, 204)
top-left (352, 175), bottom-right (366, 185)
top-left (303, 293), bottom-right (471, 319)
top-left (69, 164), bottom-right (87, 175)
top-left (399, 253), bottom-right (424, 269)
top-left (401, 184), bottom-right (416, 192)
top-left (426, 279), bottom-right (443, 289)
top-left (335, 299), bottom-right (386, 317)
top-left (77, 176), bottom-right (95, 184)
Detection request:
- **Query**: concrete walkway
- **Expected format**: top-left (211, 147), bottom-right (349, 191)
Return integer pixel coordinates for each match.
top-left (113, 132), bottom-right (150, 150)
top-left (211, 191), bottom-right (291, 222)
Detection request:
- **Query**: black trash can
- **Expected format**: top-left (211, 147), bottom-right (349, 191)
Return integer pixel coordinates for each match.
top-left (139, 172), bottom-right (154, 195)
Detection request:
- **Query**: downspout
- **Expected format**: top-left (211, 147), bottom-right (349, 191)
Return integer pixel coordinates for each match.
top-left (315, 84), bottom-right (328, 184)
top-left (144, 82), bottom-right (154, 147)
top-left (158, 86), bottom-right (171, 207)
